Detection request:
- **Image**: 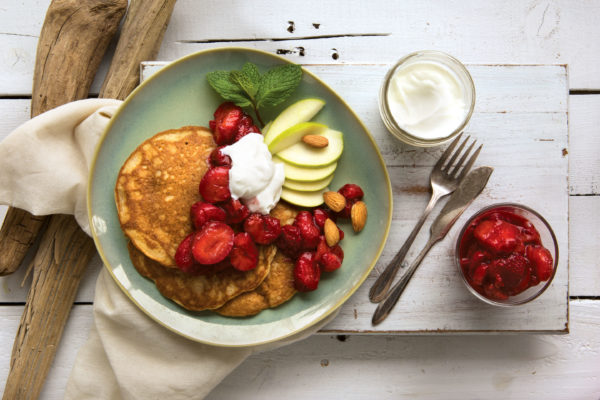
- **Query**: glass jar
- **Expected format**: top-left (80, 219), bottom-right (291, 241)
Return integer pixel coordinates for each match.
top-left (379, 50), bottom-right (476, 147)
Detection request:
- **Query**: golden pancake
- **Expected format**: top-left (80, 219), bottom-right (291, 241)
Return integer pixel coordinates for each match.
top-left (215, 250), bottom-right (296, 317)
top-left (128, 242), bottom-right (276, 311)
top-left (215, 201), bottom-right (300, 317)
top-left (115, 126), bottom-right (215, 267)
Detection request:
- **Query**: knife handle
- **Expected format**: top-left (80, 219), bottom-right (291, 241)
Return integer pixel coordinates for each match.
top-left (372, 237), bottom-right (437, 325)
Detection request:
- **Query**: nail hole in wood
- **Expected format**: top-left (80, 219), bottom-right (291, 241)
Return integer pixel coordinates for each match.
top-left (287, 21), bottom-right (295, 33)
top-left (331, 48), bottom-right (339, 60)
top-left (313, 23), bottom-right (320, 29)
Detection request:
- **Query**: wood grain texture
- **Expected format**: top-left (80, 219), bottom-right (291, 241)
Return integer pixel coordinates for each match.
top-left (3, 0), bottom-right (600, 93)
top-left (1, 0), bottom-right (127, 398)
top-left (0, 301), bottom-right (598, 399)
top-left (100, 0), bottom-right (177, 100)
top-left (0, 0), bottom-right (127, 277)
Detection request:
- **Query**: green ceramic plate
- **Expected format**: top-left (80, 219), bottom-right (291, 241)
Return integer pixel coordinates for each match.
top-left (88, 48), bottom-right (392, 347)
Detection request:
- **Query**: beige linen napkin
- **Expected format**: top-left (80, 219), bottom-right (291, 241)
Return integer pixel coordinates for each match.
top-left (0, 99), bottom-right (337, 399)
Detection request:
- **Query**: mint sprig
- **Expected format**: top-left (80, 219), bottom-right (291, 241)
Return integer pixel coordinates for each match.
top-left (207, 62), bottom-right (302, 127)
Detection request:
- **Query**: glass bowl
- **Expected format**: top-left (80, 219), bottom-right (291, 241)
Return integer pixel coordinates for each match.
top-left (455, 203), bottom-right (559, 306)
top-left (378, 50), bottom-right (475, 147)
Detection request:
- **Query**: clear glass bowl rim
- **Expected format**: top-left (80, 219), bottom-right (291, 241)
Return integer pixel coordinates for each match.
top-left (379, 50), bottom-right (476, 147)
top-left (454, 202), bottom-right (560, 307)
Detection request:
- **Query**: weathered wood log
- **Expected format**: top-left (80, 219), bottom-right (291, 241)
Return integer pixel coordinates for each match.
top-left (2, 0), bottom-right (128, 398)
top-left (100, 0), bottom-right (178, 100)
top-left (3, 1), bottom-right (178, 398)
top-left (0, 0), bottom-right (128, 276)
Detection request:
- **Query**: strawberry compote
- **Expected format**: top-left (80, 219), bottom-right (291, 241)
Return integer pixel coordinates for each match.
top-left (457, 204), bottom-right (557, 304)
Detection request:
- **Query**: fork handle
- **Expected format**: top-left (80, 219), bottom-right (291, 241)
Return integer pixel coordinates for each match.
top-left (372, 237), bottom-right (438, 325)
top-left (369, 190), bottom-right (443, 303)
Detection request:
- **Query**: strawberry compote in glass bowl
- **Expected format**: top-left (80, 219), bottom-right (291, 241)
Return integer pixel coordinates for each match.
top-left (456, 203), bottom-right (559, 306)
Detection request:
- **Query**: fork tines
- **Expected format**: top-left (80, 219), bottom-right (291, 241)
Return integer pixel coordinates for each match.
top-left (436, 133), bottom-right (482, 180)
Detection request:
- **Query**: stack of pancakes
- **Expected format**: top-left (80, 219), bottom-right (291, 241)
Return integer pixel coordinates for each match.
top-left (115, 126), bottom-right (297, 317)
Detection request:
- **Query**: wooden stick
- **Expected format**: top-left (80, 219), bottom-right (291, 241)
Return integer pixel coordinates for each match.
top-left (1, 0), bottom-right (127, 397)
top-left (3, 1), bottom-right (177, 398)
top-left (0, 0), bottom-right (128, 276)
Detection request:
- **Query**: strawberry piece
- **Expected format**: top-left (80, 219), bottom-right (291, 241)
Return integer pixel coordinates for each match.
top-left (314, 236), bottom-right (328, 263)
top-left (192, 221), bottom-right (234, 265)
top-left (473, 219), bottom-right (521, 255)
top-left (471, 263), bottom-right (489, 286)
top-left (222, 198), bottom-right (249, 224)
top-left (330, 244), bottom-right (344, 262)
top-left (234, 114), bottom-right (260, 142)
top-left (313, 208), bottom-right (335, 229)
top-left (296, 218), bottom-right (320, 250)
top-left (243, 213), bottom-right (282, 245)
top-left (230, 232), bottom-right (259, 271)
top-left (526, 245), bottom-right (554, 281)
top-left (294, 252), bottom-right (321, 292)
top-left (337, 198), bottom-right (357, 219)
top-left (174, 233), bottom-right (196, 273)
top-left (483, 283), bottom-right (509, 301)
top-left (338, 183), bottom-right (364, 201)
top-left (294, 211), bottom-right (314, 226)
top-left (321, 251), bottom-right (342, 272)
top-left (190, 201), bottom-right (227, 230)
top-left (210, 102), bottom-right (243, 145)
top-left (277, 225), bottom-right (303, 258)
top-left (199, 166), bottom-right (231, 203)
top-left (493, 254), bottom-right (530, 289)
top-left (209, 146), bottom-right (232, 167)
top-left (519, 225), bottom-right (541, 245)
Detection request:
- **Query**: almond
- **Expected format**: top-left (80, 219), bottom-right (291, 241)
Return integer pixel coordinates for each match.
top-left (323, 191), bottom-right (346, 212)
top-left (302, 134), bottom-right (329, 148)
top-left (324, 218), bottom-right (340, 247)
top-left (351, 201), bottom-right (367, 232)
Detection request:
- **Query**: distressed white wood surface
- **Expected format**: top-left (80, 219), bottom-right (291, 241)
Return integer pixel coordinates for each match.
top-left (1, 0), bottom-right (600, 398)
top-left (2, 1), bottom-right (600, 92)
top-left (142, 62), bottom-right (569, 333)
top-left (0, 301), bottom-right (598, 400)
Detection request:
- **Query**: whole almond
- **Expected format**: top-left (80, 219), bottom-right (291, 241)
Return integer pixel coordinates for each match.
top-left (324, 218), bottom-right (340, 247)
top-left (323, 191), bottom-right (346, 212)
top-left (351, 201), bottom-right (367, 232)
top-left (302, 134), bottom-right (329, 148)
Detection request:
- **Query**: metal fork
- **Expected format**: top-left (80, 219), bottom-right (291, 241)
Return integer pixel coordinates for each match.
top-left (369, 133), bottom-right (482, 303)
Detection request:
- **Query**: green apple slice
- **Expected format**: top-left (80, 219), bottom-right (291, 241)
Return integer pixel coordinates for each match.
top-left (273, 156), bottom-right (337, 181)
top-left (268, 122), bottom-right (328, 154)
top-left (262, 120), bottom-right (272, 136)
top-left (276, 128), bottom-right (343, 167)
top-left (283, 173), bottom-right (334, 192)
top-left (280, 187), bottom-right (327, 207)
top-left (264, 98), bottom-right (325, 145)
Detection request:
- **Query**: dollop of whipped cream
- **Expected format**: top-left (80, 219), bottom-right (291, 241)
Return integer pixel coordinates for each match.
top-left (221, 133), bottom-right (284, 214)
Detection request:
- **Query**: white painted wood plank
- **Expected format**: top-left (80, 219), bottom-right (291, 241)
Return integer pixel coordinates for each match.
top-left (569, 196), bottom-right (600, 296)
top-left (569, 95), bottom-right (600, 195)
top-left (2, 0), bottom-right (600, 94)
top-left (0, 65), bottom-right (571, 333)
top-left (1, 301), bottom-right (595, 400)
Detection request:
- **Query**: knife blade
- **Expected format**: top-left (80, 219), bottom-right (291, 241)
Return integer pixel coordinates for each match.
top-left (372, 166), bottom-right (494, 325)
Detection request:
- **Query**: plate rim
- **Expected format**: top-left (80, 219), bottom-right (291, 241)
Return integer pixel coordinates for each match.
top-left (87, 46), bottom-right (393, 347)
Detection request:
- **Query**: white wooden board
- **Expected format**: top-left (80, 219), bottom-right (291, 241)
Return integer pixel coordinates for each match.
top-left (142, 62), bottom-right (569, 333)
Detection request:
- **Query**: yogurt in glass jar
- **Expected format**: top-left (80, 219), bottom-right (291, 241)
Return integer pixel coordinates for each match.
top-left (379, 51), bottom-right (475, 147)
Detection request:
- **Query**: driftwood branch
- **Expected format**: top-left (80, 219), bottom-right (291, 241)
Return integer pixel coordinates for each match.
top-left (2, 0), bottom-right (127, 398)
top-left (3, 0), bottom-right (177, 398)
top-left (0, 0), bottom-right (128, 276)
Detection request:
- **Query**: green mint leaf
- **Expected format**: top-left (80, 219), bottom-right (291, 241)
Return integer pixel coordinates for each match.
top-left (206, 70), bottom-right (252, 107)
top-left (231, 63), bottom-right (261, 99)
top-left (256, 64), bottom-right (302, 109)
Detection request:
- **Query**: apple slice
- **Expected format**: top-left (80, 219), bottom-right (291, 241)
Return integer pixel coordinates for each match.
top-left (263, 98), bottom-right (325, 145)
top-left (276, 128), bottom-right (343, 167)
top-left (273, 156), bottom-right (337, 181)
top-left (283, 173), bottom-right (334, 192)
top-left (268, 122), bottom-right (328, 154)
top-left (280, 187), bottom-right (327, 208)
top-left (262, 120), bottom-right (272, 136)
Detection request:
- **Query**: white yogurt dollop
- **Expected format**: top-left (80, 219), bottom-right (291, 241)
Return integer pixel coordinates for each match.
top-left (221, 133), bottom-right (284, 214)
top-left (387, 61), bottom-right (467, 139)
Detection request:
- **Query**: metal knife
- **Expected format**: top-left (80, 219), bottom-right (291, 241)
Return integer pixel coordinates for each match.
top-left (372, 166), bottom-right (494, 325)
